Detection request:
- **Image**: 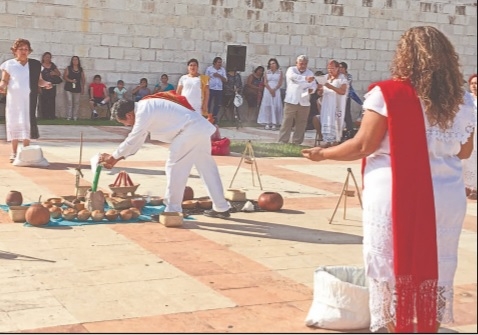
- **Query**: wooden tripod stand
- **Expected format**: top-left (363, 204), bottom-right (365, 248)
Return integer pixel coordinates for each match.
top-left (329, 168), bottom-right (363, 224)
top-left (229, 140), bottom-right (263, 190)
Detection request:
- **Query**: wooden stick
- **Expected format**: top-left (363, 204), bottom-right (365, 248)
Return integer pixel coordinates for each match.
top-left (126, 173), bottom-right (134, 186)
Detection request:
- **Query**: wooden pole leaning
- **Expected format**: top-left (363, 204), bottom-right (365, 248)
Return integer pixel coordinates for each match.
top-left (329, 168), bottom-right (363, 224)
top-left (229, 140), bottom-right (263, 190)
top-left (75, 131), bottom-right (84, 199)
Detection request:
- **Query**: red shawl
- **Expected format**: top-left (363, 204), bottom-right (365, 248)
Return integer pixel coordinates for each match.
top-left (364, 79), bottom-right (438, 333)
top-left (141, 91), bottom-right (194, 111)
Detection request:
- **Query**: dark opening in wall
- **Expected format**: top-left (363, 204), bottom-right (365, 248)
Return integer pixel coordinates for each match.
top-left (331, 5), bottom-right (344, 16)
top-left (455, 5), bottom-right (466, 15)
top-left (324, 0), bottom-right (338, 4)
top-left (362, 0), bottom-right (373, 7)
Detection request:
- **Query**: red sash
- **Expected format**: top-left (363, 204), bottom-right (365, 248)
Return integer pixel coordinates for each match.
top-left (141, 91), bottom-right (194, 111)
top-left (363, 79), bottom-right (438, 333)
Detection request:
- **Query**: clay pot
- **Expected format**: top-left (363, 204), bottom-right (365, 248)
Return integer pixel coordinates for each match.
top-left (77, 209), bottom-right (91, 221)
top-left (25, 202), bottom-right (51, 226)
top-left (49, 206), bottom-right (63, 219)
top-left (129, 207), bottom-right (141, 219)
top-left (120, 209), bottom-right (133, 221)
top-left (91, 210), bottom-right (105, 222)
top-left (105, 209), bottom-right (118, 221)
top-left (42, 201), bottom-right (54, 209)
top-left (131, 197), bottom-right (146, 211)
top-left (183, 186), bottom-right (194, 201)
top-left (6, 190), bottom-right (23, 206)
top-left (182, 200), bottom-right (198, 209)
top-left (197, 197), bottom-right (212, 210)
top-left (257, 192), bottom-right (284, 212)
top-left (62, 208), bottom-right (77, 221)
top-left (148, 196), bottom-right (163, 206)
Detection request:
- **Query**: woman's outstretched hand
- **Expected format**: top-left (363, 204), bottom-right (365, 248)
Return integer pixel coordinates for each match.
top-left (301, 147), bottom-right (325, 162)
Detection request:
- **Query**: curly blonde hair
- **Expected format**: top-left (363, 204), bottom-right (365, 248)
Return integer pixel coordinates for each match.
top-left (391, 26), bottom-right (464, 129)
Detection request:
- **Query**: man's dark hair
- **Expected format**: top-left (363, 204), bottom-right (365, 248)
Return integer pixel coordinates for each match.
top-left (339, 62), bottom-right (348, 70)
top-left (213, 57), bottom-right (222, 64)
top-left (112, 100), bottom-right (135, 120)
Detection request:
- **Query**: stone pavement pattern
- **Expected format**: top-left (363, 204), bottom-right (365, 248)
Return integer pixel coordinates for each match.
top-left (0, 125), bottom-right (476, 333)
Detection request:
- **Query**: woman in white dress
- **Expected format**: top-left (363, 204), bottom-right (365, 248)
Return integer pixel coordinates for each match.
top-left (257, 58), bottom-right (284, 130)
top-left (463, 74), bottom-right (477, 199)
top-left (320, 60), bottom-right (348, 147)
top-left (176, 58), bottom-right (209, 116)
top-left (302, 26), bottom-right (475, 333)
top-left (0, 39), bottom-right (52, 162)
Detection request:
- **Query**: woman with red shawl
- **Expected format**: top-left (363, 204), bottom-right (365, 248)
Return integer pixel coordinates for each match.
top-left (302, 26), bottom-right (475, 333)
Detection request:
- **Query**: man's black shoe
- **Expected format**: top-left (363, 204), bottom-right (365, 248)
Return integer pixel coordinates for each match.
top-left (203, 209), bottom-right (231, 219)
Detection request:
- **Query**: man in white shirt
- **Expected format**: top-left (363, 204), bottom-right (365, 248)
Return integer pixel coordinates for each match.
top-left (278, 55), bottom-right (317, 144)
top-left (99, 95), bottom-right (231, 219)
top-left (205, 57), bottom-right (227, 124)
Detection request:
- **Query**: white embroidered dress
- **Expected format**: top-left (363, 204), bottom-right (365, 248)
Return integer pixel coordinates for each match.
top-left (362, 87), bottom-right (475, 332)
top-left (257, 69), bottom-right (283, 126)
top-left (462, 95), bottom-right (477, 191)
top-left (320, 73), bottom-right (348, 142)
top-left (0, 58), bottom-right (31, 141)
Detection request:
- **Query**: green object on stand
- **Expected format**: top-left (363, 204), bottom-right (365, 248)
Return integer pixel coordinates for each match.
top-left (91, 165), bottom-right (102, 192)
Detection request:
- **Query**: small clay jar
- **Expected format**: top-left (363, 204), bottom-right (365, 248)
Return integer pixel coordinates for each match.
top-left (6, 190), bottom-right (23, 206)
top-left (183, 186), bottom-right (194, 201)
top-left (131, 198), bottom-right (146, 211)
top-left (257, 192), bottom-right (284, 212)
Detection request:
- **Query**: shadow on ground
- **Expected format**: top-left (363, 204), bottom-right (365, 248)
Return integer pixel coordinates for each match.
top-left (184, 217), bottom-right (362, 245)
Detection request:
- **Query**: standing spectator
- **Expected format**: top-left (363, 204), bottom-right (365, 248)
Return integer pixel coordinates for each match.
top-left (339, 62), bottom-right (362, 139)
top-left (205, 57), bottom-right (227, 124)
top-left (0, 38), bottom-right (52, 162)
top-left (222, 69), bottom-right (243, 121)
top-left (177, 58), bottom-right (209, 116)
top-left (319, 60), bottom-right (348, 147)
top-left (154, 74), bottom-right (175, 93)
top-left (63, 55), bottom-right (85, 121)
top-left (243, 66), bottom-right (265, 122)
top-left (38, 52), bottom-right (61, 119)
top-left (132, 77), bottom-right (151, 102)
top-left (88, 74), bottom-right (110, 118)
top-left (278, 55), bottom-right (316, 144)
top-left (302, 26), bottom-right (475, 333)
top-left (463, 73), bottom-right (477, 199)
top-left (257, 58), bottom-right (284, 130)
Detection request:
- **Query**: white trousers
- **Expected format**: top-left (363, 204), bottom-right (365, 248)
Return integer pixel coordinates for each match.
top-left (163, 129), bottom-right (230, 213)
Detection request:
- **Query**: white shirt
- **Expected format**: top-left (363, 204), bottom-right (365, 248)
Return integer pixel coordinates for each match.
top-left (283, 66), bottom-right (316, 106)
top-left (112, 99), bottom-right (216, 159)
top-left (205, 65), bottom-right (226, 91)
top-left (178, 75), bottom-right (203, 113)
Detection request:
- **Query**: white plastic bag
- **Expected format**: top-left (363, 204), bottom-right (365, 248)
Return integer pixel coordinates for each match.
top-left (305, 266), bottom-right (370, 330)
top-left (12, 145), bottom-right (49, 167)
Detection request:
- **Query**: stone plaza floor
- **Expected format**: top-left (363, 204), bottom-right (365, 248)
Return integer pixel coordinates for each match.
top-left (0, 125), bottom-right (476, 333)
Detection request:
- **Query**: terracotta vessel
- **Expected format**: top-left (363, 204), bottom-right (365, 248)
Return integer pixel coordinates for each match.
top-left (6, 190), bottom-right (23, 206)
top-left (120, 209), bottom-right (133, 221)
top-left (77, 209), bottom-right (91, 221)
top-left (91, 210), bottom-right (105, 221)
top-left (26, 203), bottom-right (51, 226)
top-left (183, 186), bottom-right (194, 201)
top-left (257, 192), bottom-right (284, 211)
top-left (105, 209), bottom-right (118, 221)
top-left (129, 207), bottom-right (140, 219)
top-left (131, 197), bottom-right (146, 211)
top-left (49, 206), bottom-right (62, 219)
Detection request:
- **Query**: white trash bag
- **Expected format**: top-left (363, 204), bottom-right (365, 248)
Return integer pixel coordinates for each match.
top-left (305, 265), bottom-right (370, 330)
top-left (12, 145), bottom-right (49, 167)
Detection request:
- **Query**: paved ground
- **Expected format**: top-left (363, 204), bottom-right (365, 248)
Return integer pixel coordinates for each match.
top-left (0, 124), bottom-right (476, 333)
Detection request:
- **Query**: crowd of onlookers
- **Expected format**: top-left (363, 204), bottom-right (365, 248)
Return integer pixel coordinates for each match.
top-left (8, 52), bottom-right (364, 145)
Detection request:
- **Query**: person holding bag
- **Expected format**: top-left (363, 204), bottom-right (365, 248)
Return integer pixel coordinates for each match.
top-left (39, 52), bottom-right (62, 119)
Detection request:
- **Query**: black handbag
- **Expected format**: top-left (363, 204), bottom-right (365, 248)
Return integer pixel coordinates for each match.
top-left (49, 75), bottom-right (63, 85)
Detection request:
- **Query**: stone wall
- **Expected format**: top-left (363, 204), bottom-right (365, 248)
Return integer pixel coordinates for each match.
top-left (0, 0), bottom-right (476, 119)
